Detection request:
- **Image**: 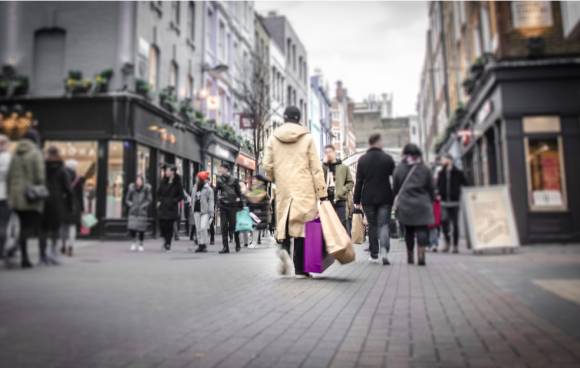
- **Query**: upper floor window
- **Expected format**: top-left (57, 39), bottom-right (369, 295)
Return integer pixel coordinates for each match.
top-left (170, 60), bottom-right (179, 89)
top-left (187, 2), bottom-right (195, 40)
top-left (286, 38), bottom-right (292, 62)
top-left (187, 74), bottom-right (194, 98)
top-left (218, 21), bottom-right (225, 61)
top-left (148, 45), bottom-right (160, 90)
top-left (206, 9), bottom-right (213, 52)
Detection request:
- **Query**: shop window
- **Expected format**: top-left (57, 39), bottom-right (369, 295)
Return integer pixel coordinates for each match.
top-left (107, 141), bottom-right (124, 218)
top-left (137, 145), bottom-right (151, 184)
top-left (525, 137), bottom-right (567, 211)
top-left (45, 141), bottom-right (98, 216)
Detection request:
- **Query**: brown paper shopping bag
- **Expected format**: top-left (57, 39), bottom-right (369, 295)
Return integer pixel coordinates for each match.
top-left (351, 209), bottom-right (365, 245)
top-left (319, 201), bottom-right (355, 264)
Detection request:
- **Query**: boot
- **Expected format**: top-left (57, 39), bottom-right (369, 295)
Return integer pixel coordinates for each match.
top-left (418, 247), bottom-right (426, 266)
top-left (194, 244), bottom-right (207, 253)
top-left (236, 244), bottom-right (241, 252)
top-left (452, 245), bottom-right (459, 254)
top-left (407, 248), bottom-right (414, 264)
top-left (219, 246), bottom-right (230, 254)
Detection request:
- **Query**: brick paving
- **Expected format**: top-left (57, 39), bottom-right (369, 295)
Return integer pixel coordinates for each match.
top-left (1, 237), bottom-right (580, 368)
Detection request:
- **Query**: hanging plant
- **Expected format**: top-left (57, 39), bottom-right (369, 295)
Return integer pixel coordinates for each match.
top-left (0, 77), bottom-right (9, 97)
top-left (12, 76), bottom-right (29, 96)
top-left (135, 79), bottom-right (151, 98)
top-left (178, 99), bottom-right (194, 123)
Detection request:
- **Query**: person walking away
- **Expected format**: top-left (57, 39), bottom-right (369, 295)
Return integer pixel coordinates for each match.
top-left (216, 163), bottom-right (242, 253)
top-left (323, 144), bottom-right (354, 231)
top-left (393, 144), bottom-right (435, 266)
top-left (191, 171), bottom-right (213, 253)
top-left (62, 159), bottom-right (85, 257)
top-left (39, 146), bottom-right (73, 265)
top-left (126, 175), bottom-right (152, 252)
top-left (437, 153), bottom-right (467, 253)
top-left (6, 130), bottom-right (46, 268)
top-left (263, 106), bottom-right (327, 277)
top-left (353, 133), bottom-right (395, 265)
top-left (157, 165), bottom-right (184, 251)
top-left (0, 135), bottom-right (12, 259)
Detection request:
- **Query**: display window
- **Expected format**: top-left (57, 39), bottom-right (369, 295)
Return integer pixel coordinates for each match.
top-left (44, 141), bottom-right (98, 216)
top-left (523, 116), bottom-right (567, 211)
top-left (106, 141), bottom-right (124, 218)
top-left (137, 145), bottom-right (151, 184)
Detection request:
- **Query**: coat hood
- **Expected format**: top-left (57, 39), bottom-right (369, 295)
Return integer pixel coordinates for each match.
top-left (273, 123), bottom-right (309, 143)
top-left (15, 139), bottom-right (37, 156)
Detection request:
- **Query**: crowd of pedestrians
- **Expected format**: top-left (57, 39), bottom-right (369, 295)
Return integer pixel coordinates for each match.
top-left (1, 106), bottom-right (466, 275)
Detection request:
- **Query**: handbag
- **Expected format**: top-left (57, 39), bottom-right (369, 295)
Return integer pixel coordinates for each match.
top-left (319, 201), bottom-right (355, 264)
top-left (235, 207), bottom-right (253, 232)
top-left (304, 218), bottom-right (334, 273)
top-left (25, 185), bottom-right (49, 202)
top-left (351, 209), bottom-right (365, 245)
top-left (81, 213), bottom-right (98, 228)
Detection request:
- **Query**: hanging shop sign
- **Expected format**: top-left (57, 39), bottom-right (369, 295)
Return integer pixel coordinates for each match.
top-left (461, 185), bottom-right (520, 252)
top-left (512, 1), bottom-right (553, 29)
top-left (239, 113), bottom-right (254, 129)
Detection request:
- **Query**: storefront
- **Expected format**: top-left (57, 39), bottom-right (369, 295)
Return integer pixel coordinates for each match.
top-left (4, 94), bottom-right (204, 237)
top-left (202, 131), bottom-right (239, 184)
top-left (452, 59), bottom-right (580, 244)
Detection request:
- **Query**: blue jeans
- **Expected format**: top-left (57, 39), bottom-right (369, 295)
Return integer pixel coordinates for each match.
top-left (363, 204), bottom-right (391, 259)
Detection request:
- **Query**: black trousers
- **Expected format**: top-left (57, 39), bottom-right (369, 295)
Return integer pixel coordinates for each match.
top-left (282, 237), bottom-right (305, 275)
top-left (333, 200), bottom-right (348, 232)
top-left (442, 206), bottom-right (460, 246)
top-left (130, 230), bottom-right (145, 242)
top-left (404, 225), bottom-right (430, 253)
top-left (219, 206), bottom-right (240, 249)
top-left (159, 219), bottom-right (174, 248)
top-left (0, 200), bottom-right (10, 258)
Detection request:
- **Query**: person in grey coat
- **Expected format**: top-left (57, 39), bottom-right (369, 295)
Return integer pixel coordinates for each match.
top-left (393, 143), bottom-right (435, 266)
top-left (126, 175), bottom-right (152, 252)
top-left (191, 171), bottom-right (214, 253)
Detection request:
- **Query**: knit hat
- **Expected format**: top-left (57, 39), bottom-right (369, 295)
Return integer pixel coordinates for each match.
top-left (197, 171), bottom-right (210, 182)
top-left (283, 106), bottom-right (301, 123)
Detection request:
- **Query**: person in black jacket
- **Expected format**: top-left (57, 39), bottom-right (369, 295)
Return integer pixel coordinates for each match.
top-left (39, 146), bottom-right (73, 265)
top-left (353, 133), bottom-right (395, 265)
top-left (62, 159), bottom-right (86, 257)
top-left (216, 163), bottom-right (242, 253)
top-left (157, 164), bottom-right (184, 251)
top-left (436, 154), bottom-right (467, 253)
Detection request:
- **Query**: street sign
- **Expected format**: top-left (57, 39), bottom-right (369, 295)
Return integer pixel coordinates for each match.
top-left (239, 113), bottom-right (254, 129)
top-left (461, 185), bottom-right (520, 253)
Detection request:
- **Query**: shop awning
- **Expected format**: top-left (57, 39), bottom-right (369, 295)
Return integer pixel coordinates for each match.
top-left (236, 152), bottom-right (256, 171)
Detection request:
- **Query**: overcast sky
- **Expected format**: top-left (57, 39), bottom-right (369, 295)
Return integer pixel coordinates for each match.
top-left (255, 1), bottom-right (428, 116)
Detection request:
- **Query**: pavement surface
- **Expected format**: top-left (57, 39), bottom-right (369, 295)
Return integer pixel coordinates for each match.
top-left (1, 236), bottom-right (580, 368)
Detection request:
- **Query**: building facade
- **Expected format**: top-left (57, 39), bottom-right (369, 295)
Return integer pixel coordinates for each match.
top-left (308, 70), bottom-right (332, 158)
top-left (261, 11), bottom-right (308, 124)
top-left (418, 1), bottom-right (580, 244)
top-left (0, 1), bottom-right (207, 237)
top-left (330, 81), bottom-right (356, 159)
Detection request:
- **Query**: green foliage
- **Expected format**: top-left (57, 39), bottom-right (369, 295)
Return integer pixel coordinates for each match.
top-left (159, 86), bottom-right (177, 113)
top-left (135, 79), bottom-right (151, 97)
top-left (215, 123), bottom-right (240, 145)
top-left (68, 70), bottom-right (83, 80)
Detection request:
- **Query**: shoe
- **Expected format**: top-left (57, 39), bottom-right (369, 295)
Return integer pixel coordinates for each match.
top-left (244, 243), bottom-right (248, 248)
top-left (295, 272), bottom-right (312, 279)
top-left (235, 245), bottom-right (241, 252)
top-left (441, 243), bottom-right (450, 253)
top-left (66, 246), bottom-right (73, 257)
top-left (278, 249), bottom-right (292, 275)
top-left (418, 247), bottom-right (426, 266)
top-left (138, 245), bottom-right (144, 252)
top-left (60, 246), bottom-right (66, 255)
top-left (194, 245), bottom-right (207, 253)
top-left (21, 260), bottom-right (33, 269)
top-left (219, 248), bottom-right (230, 254)
top-left (432, 247), bottom-right (438, 253)
top-left (452, 246), bottom-right (459, 254)
top-left (407, 249), bottom-right (414, 265)
top-left (130, 243), bottom-right (137, 252)
top-left (368, 257), bottom-right (380, 264)
top-left (39, 256), bottom-right (51, 266)
top-left (249, 243), bottom-right (256, 249)
top-left (382, 257), bottom-right (390, 266)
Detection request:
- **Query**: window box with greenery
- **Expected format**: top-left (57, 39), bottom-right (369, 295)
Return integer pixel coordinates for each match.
top-left (178, 99), bottom-right (194, 123)
top-left (0, 77), bottom-right (9, 97)
top-left (159, 86), bottom-right (177, 114)
top-left (462, 77), bottom-right (476, 96)
top-left (65, 70), bottom-right (92, 96)
top-left (93, 69), bottom-right (114, 94)
top-left (135, 79), bottom-right (151, 99)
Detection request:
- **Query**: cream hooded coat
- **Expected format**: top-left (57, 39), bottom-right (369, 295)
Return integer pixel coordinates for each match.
top-left (263, 123), bottom-right (326, 240)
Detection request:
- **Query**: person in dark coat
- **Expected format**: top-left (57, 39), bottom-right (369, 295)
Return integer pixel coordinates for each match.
top-left (126, 175), bottom-right (152, 252)
top-left (216, 163), bottom-right (243, 254)
top-left (393, 143), bottom-right (435, 266)
top-left (62, 159), bottom-right (85, 257)
top-left (353, 133), bottom-right (396, 265)
top-left (436, 153), bottom-right (467, 253)
top-left (157, 165), bottom-right (184, 251)
top-left (39, 146), bottom-right (73, 265)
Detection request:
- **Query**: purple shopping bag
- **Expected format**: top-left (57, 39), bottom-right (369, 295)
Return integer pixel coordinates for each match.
top-left (304, 218), bottom-right (334, 273)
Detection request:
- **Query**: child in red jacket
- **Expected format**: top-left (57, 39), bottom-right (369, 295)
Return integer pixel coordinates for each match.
top-left (429, 198), bottom-right (442, 251)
